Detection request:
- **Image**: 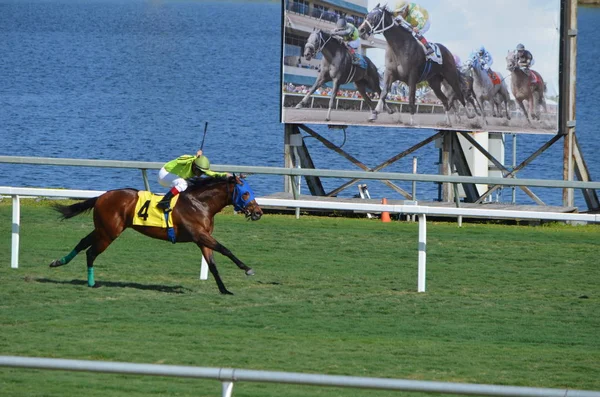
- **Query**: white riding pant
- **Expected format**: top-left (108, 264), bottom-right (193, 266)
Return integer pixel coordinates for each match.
top-left (348, 39), bottom-right (360, 50)
top-left (158, 167), bottom-right (188, 193)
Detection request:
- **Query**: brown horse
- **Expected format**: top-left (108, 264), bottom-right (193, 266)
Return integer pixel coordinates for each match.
top-left (49, 176), bottom-right (263, 295)
top-left (506, 50), bottom-right (547, 123)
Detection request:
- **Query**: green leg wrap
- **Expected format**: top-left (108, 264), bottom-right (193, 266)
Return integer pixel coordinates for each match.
top-left (60, 249), bottom-right (78, 265)
top-left (87, 267), bottom-right (95, 287)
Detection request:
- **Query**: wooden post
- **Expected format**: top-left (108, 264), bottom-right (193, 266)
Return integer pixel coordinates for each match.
top-left (284, 124), bottom-right (295, 194)
top-left (562, 0), bottom-right (577, 207)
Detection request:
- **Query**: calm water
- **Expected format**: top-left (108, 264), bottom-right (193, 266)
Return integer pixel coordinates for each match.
top-left (1, 0), bottom-right (599, 209)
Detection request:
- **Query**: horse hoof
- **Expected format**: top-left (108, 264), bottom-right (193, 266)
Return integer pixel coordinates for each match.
top-left (88, 283), bottom-right (101, 288)
top-left (368, 114), bottom-right (378, 122)
top-left (295, 103), bottom-right (303, 109)
top-left (245, 269), bottom-right (255, 276)
top-left (49, 260), bottom-right (62, 268)
top-left (221, 290), bottom-right (234, 295)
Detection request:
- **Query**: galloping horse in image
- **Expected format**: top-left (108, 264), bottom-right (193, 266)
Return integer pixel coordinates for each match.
top-left (506, 51), bottom-right (547, 124)
top-left (466, 56), bottom-right (512, 120)
top-left (358, 4), bottom-right (465, 126)
top-left (49, 176), bottom-right (263, 295)
top-left (294, 29), bottom-right (390, 122)
top-left (442, 71), bottom-right (487, 125)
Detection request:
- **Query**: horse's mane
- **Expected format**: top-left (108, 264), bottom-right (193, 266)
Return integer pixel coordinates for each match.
top-left (185, 176), bottom-right (233, 193)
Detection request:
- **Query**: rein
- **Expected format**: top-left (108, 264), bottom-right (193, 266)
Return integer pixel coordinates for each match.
top-left (306, 31), bottom-right (331, 56)
top-left (364, 8), bottom-right (396, 35)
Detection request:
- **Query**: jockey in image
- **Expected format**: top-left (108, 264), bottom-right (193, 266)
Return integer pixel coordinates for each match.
top-left (331, 16), bottom-right (361, 64)
top-left (515, 43), bottom-right (534, 75)
top-left (471, 45), bottom-right (494, 78)
top-left (156, 149), bottom-right (231, 210)
top-left (392, 1), bottom-right (436, 61)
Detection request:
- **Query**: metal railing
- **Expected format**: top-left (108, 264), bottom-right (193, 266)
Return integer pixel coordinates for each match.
top-left (1, 356), bottom-right (599, 397)
top-left (2, 155), bottom-right (600, 190)
top-left (3, 186), bottom-right (600, 293)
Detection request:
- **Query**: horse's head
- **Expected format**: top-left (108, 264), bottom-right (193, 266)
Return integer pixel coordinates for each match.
top-left (359, 4), bottom-right (389, 39)
top-left (231, 176), bottom-right (262, 221)
top-left (304, 29), bottom-right (323, 61)
top-left (506, 50), bottom-right (518, 71)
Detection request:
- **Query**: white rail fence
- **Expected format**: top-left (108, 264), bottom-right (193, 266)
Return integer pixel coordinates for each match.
top-left (3, 187), bottom-right (600, 293)
top-left (1, 356), bottom-right (599, 397)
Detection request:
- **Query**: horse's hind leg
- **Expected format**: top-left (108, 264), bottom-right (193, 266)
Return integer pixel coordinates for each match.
top-left (83, 230), bottom-right (117, 287)
top-left (50, 231), bottom-right (95, 268)
top-left (199, 246), bottom-right (232, 295)
top-left (428, 76), bottom-right (452, 126)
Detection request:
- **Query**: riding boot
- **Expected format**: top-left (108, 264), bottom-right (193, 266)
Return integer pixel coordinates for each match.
top-left (348, 47), bottom-right (360, 65)
top-left (157, 188), bottom-right (177, 210)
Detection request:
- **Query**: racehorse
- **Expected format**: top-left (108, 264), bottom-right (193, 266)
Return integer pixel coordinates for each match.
top-left (465, 56), bottom-right (512, 120)
top-left (358, 4), bottom-right (465, 126)
top-left (506, 51), bottom-right (547, 123)
top-left (49, 176), bottom-right (263, 295)
top-left (442, 70), bottom-right (487, 125)
top-left (294, 29), bottom-right (391, 122)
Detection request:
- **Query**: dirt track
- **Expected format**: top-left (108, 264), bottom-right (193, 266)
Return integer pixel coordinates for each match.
top-left (282, 107), bottom-right (558, 135)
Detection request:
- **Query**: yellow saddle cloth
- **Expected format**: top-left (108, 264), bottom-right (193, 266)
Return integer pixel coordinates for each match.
top-left (133, 191), bottom-right (180, 228)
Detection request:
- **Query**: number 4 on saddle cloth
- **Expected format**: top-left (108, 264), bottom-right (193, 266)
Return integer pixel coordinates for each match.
top-left (133, 191), bottom-right (180, 243)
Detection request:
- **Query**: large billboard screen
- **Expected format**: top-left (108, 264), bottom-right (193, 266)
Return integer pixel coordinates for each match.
top-left (281, 0), bottom-right (562, 134)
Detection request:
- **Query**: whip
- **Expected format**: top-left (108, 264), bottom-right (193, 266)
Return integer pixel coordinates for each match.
top-left (200, 122), bottom-right (208, 150)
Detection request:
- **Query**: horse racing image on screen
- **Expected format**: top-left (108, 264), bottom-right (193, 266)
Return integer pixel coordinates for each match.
top-left (281, 0), bottom-right (562, 134)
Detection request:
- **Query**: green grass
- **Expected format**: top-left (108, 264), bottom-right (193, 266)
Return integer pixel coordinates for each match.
top-left (1, 200), bottom-right (599, 396)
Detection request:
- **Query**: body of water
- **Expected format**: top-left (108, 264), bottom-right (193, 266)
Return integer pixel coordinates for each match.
top-left (1, 0), bottom-right (599, 209)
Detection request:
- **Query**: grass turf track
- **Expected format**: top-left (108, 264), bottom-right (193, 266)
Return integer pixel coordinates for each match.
top-left (0, 200), bottom-right (599, 397)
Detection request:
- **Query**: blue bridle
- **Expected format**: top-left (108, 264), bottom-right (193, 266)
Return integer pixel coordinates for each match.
top-left (232, 178), bottom-right (256, 212)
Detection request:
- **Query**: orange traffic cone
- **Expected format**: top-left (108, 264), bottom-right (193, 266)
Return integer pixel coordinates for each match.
top-left (381, 198), bottom-right (391, 223)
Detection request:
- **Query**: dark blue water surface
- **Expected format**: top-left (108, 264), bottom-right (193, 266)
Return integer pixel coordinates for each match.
top-left (1, 0), bottom-right (598, 208)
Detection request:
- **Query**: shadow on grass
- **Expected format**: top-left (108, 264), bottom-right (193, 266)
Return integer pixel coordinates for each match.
top-left (34, 278), bottom-right (192, 294)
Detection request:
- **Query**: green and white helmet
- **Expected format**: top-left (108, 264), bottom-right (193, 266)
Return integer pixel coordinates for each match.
top-left (194, 155), bottom-right (210, 171)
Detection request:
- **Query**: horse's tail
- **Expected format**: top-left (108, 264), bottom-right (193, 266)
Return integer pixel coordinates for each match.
top-left (53, 197), bottom-right (98, 220)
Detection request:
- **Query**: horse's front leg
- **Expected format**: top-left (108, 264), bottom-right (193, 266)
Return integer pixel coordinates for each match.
top-left (530, 94), bottom-right (539, 121)
top-left (195, 233), bottom-right (253, 291)
top-left (371, 70), bottom-right (393, 121)
top-left (517, 99), bottom-right (531, 124)
top-left (199, 245), bottom-right (232, 295)
top-left (473, 96), bottom-right (488, 125)
top-left (326, 80), bottom-right (341, 122)
top-left (295, 74), bottom-right (328, 109)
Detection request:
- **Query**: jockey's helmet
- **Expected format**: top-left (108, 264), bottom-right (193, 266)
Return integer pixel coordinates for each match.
top-left (194, 155), bottom-right (210, 172)
top-left (345, 15), bottom-right (355, 25)
top-left (516, 43), bottom-right (525, 51)
top-left (478, 46), bottom-right (486, 55)
top-left (336, 18), bottom-right (347, 29)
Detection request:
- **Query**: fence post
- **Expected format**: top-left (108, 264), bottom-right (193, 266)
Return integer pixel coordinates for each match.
top-left (11, 195), bottom-right (20, 269)
top-left (418, 213), bottom-right (426, 292)
top-left (222, 381), bottom-right (234, 397)
top-left (199, 255), bottom-right (208, 281)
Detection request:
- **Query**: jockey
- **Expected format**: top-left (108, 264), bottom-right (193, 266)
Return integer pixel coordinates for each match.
top-left (156, 149), bottom-right (231, 210)
top-left (392, 1), bottom-right (435, 60)
top-left (471, 45), bottom-right (494, 78)
top-left (331, 17), bottom-right (361, 64)
top-left (515, 43), bottom-right (534, 75)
